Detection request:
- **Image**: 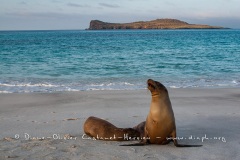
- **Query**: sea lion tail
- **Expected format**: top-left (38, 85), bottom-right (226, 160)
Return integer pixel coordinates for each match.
top-left (120, 142), bottom-right (146, 146)
top-left (173, 140), bottom-right (202, 147)
top-left (175, 144), bottom-right (202, 147)
top-left (120, 140), bottom-right (148, 146)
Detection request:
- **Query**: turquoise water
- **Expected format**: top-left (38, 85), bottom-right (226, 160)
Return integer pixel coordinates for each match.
top-left (0, 29), bottom-right (240, 93)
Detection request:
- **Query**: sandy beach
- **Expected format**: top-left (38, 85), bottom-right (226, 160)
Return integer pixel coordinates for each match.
top-left (0, 88), bottom-right (240, 160)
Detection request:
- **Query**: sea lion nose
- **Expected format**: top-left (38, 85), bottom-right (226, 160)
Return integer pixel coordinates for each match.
top-left (147, 79), bottom-right (154, 83)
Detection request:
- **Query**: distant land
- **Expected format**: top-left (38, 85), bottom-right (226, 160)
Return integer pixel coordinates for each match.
top-left (88, 19), bottom-right (226, 30)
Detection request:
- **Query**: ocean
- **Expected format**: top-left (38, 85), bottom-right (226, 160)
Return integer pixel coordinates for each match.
top-left (0, 29), bottom-right (240, 93)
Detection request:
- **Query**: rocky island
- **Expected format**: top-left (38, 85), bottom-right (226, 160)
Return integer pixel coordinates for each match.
top-left (88, 19), bottom-right (224, 30)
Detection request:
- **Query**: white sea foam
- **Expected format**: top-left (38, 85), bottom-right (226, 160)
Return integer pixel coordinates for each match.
top-left (0, 83), bottom-right (58, 87)
top-left (65, 88), bottom-right (80, 92)
top-left (123, 82), bottom-right (134, 86)
top-left (106, 83), bottom-right (114, 86)
top-left (87, 88), bottom-right (102, 91)
top-left (90, 84), bottom-right (104, 87)
top-left (1, 81), bottom-right (140, 93)
top-left (169, 86), bottom-right (180, 88)
top-left (0, 91), bottom-right (12, 93)
top-left (89, 82), bottom-right (134, 88)
top-left (0, 79), bottom-right (239, 93)
top-left (232, 80), bottom-right (238, 84)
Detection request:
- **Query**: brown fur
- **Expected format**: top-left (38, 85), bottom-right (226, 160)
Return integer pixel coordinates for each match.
top-left (122, 79), bottom-right (202, 147)
top-left (133, 121), bottom-right (145, 138)
top-left (84, 116), bottom-right (140, 141)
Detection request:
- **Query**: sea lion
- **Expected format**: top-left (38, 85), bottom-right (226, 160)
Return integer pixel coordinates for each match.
top-left (83, 116), bottom-right (140, 141)
top-left (133, 121), bottom-right (145, 138)
top-left (122, 79), bottom-right (202, 147)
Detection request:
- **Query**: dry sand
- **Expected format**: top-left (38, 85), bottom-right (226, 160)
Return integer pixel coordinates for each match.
top-left (0, 88), bottom-right (240, 160)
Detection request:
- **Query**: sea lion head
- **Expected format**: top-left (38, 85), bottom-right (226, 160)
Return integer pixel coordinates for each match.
top-left (147, 79), bottom-right (168, 96)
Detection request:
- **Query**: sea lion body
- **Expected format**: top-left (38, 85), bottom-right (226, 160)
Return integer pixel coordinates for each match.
top-left (84, 116), bottom-right (140, 141)
top-left (122, 79), bottom-right (202, 147)
top-left (145, 79), bottom-right (176, 144)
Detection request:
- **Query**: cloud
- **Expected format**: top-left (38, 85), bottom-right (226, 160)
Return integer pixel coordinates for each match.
top-left (99, 3), bottom-right (120, 8)
top-left (5, 11), bottom-right (79, 19)
top-left (51, 0), bottom-right (62, 3)
top-left (67, 3), bottom-right (91, 8)
top-left (19, 1), bottom-right (27, 5)
top-left (163, 1), bottom-right (176, 6)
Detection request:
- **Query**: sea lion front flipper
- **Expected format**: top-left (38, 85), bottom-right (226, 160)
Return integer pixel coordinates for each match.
top-left (120, 129), bottom-right (150, 146)
top-left (171, 130), bottom-right (202, 147)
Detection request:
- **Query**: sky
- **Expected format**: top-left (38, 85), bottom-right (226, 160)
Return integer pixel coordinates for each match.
top-left (0, 0), bottom-right (240, 30)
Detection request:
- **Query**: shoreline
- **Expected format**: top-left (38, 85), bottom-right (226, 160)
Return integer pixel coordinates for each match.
top-left (0, 85), bottom-right (240, 94)
top-left (1, 88), bottom-right (240, 159)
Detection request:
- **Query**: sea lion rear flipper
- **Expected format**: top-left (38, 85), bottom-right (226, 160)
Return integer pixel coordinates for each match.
top-left (120, 139), bottom-right (149, 146)
top-left (171, 130), bottom-right (202, 147)
top-left (174, 143), bottom-right (202, 147)
top-left (120, 142), bottom-right (146, 146)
